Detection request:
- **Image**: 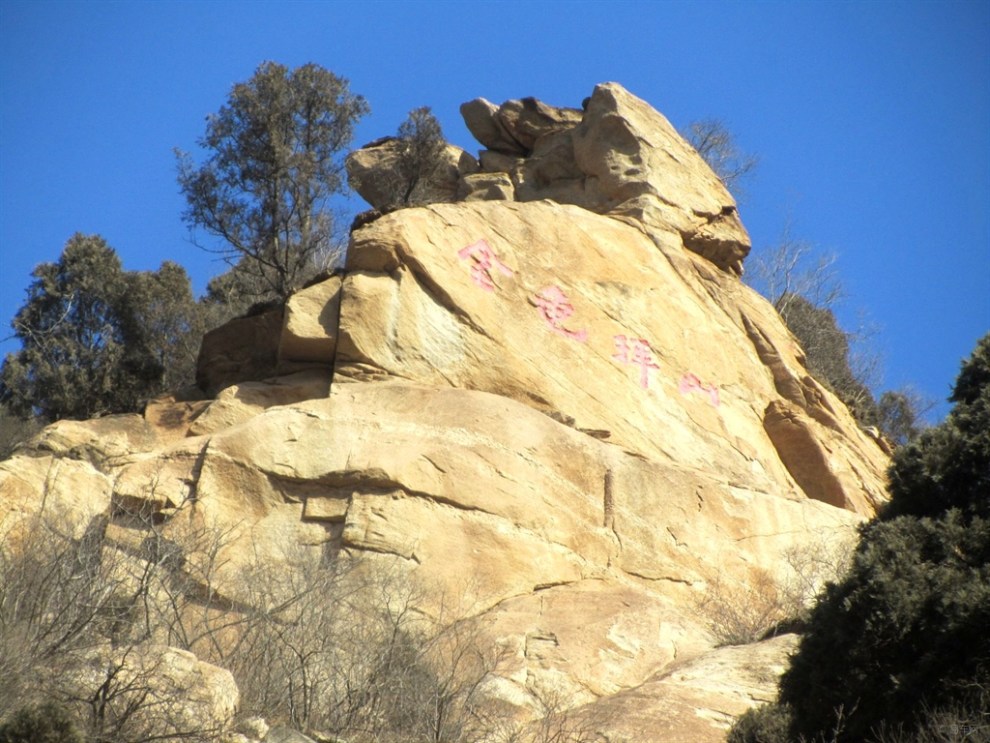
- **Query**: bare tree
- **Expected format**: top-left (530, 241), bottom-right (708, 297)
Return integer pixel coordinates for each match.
top-left (746, 225), bottom-right (887, 425)
top-left (685, 118), bottom-right (759, 197)
top-left (0, 514), bottom-right (230, 742)
top-left (746, 225), bottom-right (844, 316)
top-left (2, 501), bottom-right (609, 743)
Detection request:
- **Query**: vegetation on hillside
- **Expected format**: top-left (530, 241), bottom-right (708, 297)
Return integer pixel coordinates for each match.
top-left (0, 511), bottom-right (604, 742)
top-left (0, 65), bottom-right (972, 740)
top-left (729, 333), bottom-right (990, 742)
top-left (347, 106), bottom-right (449, 211)
top-left (1, 62), bottom-right (369, 449)
top-left (0, 234), bottom-right (202, 423)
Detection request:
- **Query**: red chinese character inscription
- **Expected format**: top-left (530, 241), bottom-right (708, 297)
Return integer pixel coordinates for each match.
top-left (613, 335), bottom-right (660, 389)
top-left (533, 285), bottom-right (588, 342)
top-left (457, 239), bottom-right (513, 292)
top-left (679, 373), bottom-right (720, 407)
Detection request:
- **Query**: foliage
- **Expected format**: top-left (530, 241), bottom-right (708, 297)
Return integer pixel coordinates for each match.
top-left (727, 703), bottom-right (793, 743)
top-left (779, 293), bottom-right (878, 423)
top-left (780, 513), bottom-right (990, 740)
top-left (870, 688), bottom-right (990, 743)
top-left (0, 702), bottom-right (83, 743)
top-left (177, 61), bottom-right (368, 302)
top-left (0, 234), bottom-right (202, 422)
top-left (875, 389), bottom-right (926, 448)
top-left (746, 226), bottom-right (931, 441)
top-left (732, 334), bottom-right (990, 742)
top-left (884, 334), bottom-right (990, 521)
top-left (347, 105), bottom-right (449, 212)
top-left (0, 403), bottom-right (40, 460)
top-left (685, 118), bottom-right (759, 197)
top-left (699, 535), bottom-right (853, 646)
top-left (393, 106), bottom-right (448, 207)
top-left (746, 229), bottom-right (878, 422)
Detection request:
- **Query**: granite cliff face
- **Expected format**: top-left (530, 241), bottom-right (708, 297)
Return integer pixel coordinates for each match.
top-left (1, 84), bottom-right (890, 741)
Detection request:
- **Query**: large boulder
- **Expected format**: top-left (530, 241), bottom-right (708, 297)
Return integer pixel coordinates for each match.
top-left (353, 84), bottom-right (749, 275)
top-left (346, 138), bottom-right (478, 210)
top-left (69, 643), bottom-right (238, 739)
top-left (277, 275), bottom-right (343, 367)
top-left (196, 305), bottom-right (283, 396)
top-left (467, 83), bottom-right (750, 275)
top-left (0, 84), bottom-right (891, 742)
top-left (461, 96), bottom-right (584, 155)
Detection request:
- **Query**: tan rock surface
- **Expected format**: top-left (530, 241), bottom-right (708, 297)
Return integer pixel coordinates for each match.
top-left (0, 453), bottom-right (112, 541)
top-left (70, 643), bottom-right (239, 736)
top-left (455, 84), bottom-right (751, 276)
top-left (458, 171), bottom-right (515, 201)
top-left (574, 634), bottom-right (799, 742)
top-left (340, 199), bottom-right (887, 516)
top-left (277, 275), bottom-right (343, 365)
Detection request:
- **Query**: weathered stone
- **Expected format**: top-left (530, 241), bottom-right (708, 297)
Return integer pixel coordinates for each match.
top-left (111, 438), bottom-right (205, 517)
top-left (495, 97), bottom-right (583, 153)
top-left (277, 276), bottom-right (342, 366)
top-left (346, 138), bottom-right (478, 210)
top-left (265, 727), bottom-right (318, 743)
top-left (763, 400), bottom-right (849, 508)
top-left (188, 369), bottom-right (332, 435)
top-left (573, 634), bottom-right (800, 742)
top-left (144, 394), bottom-right (211, 445)
top-left (71, 643), bottom-right (238, 737)
top-left (461, 83), bottom-right (750, 275)
top-left (341, 200), bottom-right (887, 516)
top-left (196, 306), bottom-right (283, 396)
top-left (461, 98), bottom-right (517, 154)
top-left (235, 716), bottom-right (269, 740)
top-left (478, 149), bottom-right (525, 175)
top-left (23, 413), bottom-right (162, 469)
top-left (457, 172), bottom-right (515, 201)
top-left (0, 454), bottom-right (112, 541)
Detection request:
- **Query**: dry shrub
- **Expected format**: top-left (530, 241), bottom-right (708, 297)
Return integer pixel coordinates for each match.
top-left (698, 568), bottom-right (789, 646)
top-left (699, 534), bottom-right (854, 646)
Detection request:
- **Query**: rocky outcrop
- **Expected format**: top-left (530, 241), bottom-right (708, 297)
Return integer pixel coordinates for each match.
top-left (461, 96), bottom-right (584, 155)
top-left (350, 82), bottom-right (750, 275)
top-left (1, 84), bottom-right (891, 742)
top-left (196, 306), bottom-right (284, 396)
top-left (78, 643), bottom-right (239, 737)
top-left (338, 199), bottom-right (886, 514)
top-left (346, 138), bottom-right (479, 210)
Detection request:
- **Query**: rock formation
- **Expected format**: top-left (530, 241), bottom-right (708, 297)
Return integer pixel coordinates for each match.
top-left (0, 83), bottom-right (890, 741)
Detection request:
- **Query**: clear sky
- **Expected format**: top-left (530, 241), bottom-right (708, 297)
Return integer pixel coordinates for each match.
top-left (1, 0), bottom-right (987, 421)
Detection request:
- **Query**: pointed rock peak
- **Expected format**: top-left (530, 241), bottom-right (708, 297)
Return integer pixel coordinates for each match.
top-left (461, 82), bottom-right (750, 275)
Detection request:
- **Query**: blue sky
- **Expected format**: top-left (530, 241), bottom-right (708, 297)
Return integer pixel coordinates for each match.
top-left (1, 0), bottom-right (987, 421)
